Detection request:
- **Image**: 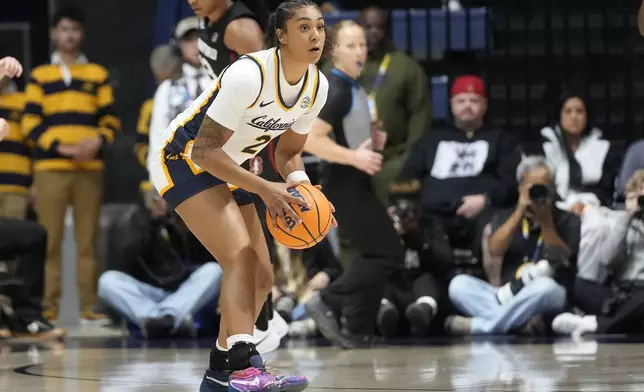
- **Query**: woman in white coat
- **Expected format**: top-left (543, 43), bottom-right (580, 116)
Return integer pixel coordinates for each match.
top-left (527, 92), bottom-right (621, 215)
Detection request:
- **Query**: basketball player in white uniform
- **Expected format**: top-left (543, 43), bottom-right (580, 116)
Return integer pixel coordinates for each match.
top-left (148, 2), bottom-right (329, 391)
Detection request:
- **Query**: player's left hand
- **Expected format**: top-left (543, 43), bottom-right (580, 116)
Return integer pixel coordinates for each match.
top-left (456, 194), bottom-right (487, 219)
top-left (313, 184), bottom-right (338, 227)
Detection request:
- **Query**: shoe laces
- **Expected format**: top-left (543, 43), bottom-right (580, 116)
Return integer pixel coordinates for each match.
top-left (261, 360), bottom-right (276, 374)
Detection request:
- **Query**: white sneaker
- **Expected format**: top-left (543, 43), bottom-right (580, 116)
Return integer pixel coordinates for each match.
top-left (288, 318), bottom-right (317, 338)
top-left (270, 310), bottom-right (289, 339)
top-left (252, 325), bottom-right (270, 345)
top-left (552, 313), bottom-right (597, 336)
top-left (256, 329), bottom-right (281, 354)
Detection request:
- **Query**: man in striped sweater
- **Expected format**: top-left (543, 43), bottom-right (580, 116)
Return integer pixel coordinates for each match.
top-left (21, 6), bottom-right (120, 321)
top-left (0, 56), bottom-right (29, 219)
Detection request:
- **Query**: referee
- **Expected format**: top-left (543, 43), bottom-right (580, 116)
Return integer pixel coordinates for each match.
top-left (304, 21), bottom-right (404, 348)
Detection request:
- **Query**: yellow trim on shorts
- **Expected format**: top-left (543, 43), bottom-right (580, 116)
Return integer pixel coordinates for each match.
top-left (159, 84), bottom-right (221, 195)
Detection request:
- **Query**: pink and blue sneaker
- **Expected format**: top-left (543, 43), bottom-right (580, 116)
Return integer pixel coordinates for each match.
top-left (228, 367), bottom-right (309, 392)
top-left (227, 343), bottom-right (308, 392)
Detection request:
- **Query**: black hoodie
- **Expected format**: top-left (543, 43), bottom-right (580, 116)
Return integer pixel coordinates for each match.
top-left (400, 123), bottom-right (521, 217)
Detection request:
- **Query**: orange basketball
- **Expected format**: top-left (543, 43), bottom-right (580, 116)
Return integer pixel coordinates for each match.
top-left (266, 183), bottom-right (333, 250)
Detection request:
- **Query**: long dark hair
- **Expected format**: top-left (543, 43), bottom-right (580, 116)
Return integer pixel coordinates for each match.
top-left (555, 92), bottom-right (593, 189)
top-left (264, 0), bottom-right (331, 57)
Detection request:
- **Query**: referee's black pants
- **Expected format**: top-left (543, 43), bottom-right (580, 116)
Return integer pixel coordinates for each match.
top-left (320, 168), bottom-right (405, 335)
top-left (0, 218), bottom-right (47, 317)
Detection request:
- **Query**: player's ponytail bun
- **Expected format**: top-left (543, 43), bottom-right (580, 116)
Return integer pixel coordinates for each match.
top-left (264, 10), bottom-right (278, 49)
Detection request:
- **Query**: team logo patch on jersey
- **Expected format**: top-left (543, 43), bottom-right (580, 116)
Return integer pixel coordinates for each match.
top-left (300, 96), bottom-right (311, 109)
top-left (249, 156), bottom-right (264, 175)
top-left (211, 32), bottom-right (219, 42)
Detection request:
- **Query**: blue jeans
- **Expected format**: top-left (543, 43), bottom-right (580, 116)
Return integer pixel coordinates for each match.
top-left (98, 262), bottom-right (223, 329)
top-left (448, 274), bottom-right (566, 334)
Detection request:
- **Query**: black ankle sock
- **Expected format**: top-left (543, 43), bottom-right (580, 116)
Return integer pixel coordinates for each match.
top-left (209, 345), bottom-right (229, 371)
top-left (256, 300), bottom-right (270, 331)
top-left (228, 342), bottom-right (260, 372)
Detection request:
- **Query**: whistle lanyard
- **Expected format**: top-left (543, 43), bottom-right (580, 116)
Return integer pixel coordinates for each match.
top-left (367, 54), bottom-right (391, 121)
top-left (522, 218), bottom-right (544, 262)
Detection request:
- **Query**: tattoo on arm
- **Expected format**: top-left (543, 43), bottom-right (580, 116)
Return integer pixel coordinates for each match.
top-left (192, 117), bottom-right (233, 162)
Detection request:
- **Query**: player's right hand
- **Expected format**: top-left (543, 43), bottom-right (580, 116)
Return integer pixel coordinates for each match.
top-left (0, 118), bottom-right (8, 142)
top-left (260, 181), bottom-right (311, 229)
top-left (352, 138), bottom-right (383, 176)
top-left (0, 57), bottom-right (23, 79)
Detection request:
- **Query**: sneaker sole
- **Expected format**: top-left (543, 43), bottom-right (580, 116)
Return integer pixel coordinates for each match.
top-left (279, 380), bottom-right (309, 392)
top-left (405, 306), bottom-right (430, 337)
top-left (226, 381), bottom-right (309, 392)
top-left (377, 308), bottom-right (399, 337)
top-left (199, 378), bottom-right (227, 392)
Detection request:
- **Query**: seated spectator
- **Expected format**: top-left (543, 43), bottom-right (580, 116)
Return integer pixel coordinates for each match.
top-left (526, 93), bottom-right (622, 214)
top-left (0, 218), bottom-right (66, 339)
top-left (552, 169), bottom-right (644, 336)
top-left (273, 240), bottom-right (343, 337)
top-left (376, 183), bottom-right (450, 337)
top-left (446, 156), bottom-right (579, 335)
top-left (616, 140), bottom-right (644, 199)
top-left (399, 75), bottom-right (521, 254)
top-left (97, 190), bottom-right (222, 339)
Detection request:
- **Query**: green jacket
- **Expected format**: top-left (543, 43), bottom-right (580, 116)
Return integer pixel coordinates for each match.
top-left (358, 49), bottom-right (431, 161)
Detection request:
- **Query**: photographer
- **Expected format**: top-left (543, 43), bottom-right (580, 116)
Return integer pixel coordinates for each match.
top-left (97, 190), bottom-right (222, 339)
top-left (552, 169), bottom-right (644, 336)
top-left (376, 181), bottom-right (451, 337)
top-left (446, 156), bottom-right (579, 335)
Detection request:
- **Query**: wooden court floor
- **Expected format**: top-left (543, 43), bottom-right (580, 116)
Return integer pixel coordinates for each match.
top-left (2, 336), bottom-right (644, 391)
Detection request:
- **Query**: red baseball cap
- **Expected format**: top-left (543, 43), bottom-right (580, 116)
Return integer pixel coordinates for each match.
top-left (451, 75), bottom-right (486, 98)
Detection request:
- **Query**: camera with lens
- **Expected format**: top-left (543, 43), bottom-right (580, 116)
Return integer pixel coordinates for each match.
top-left (529, 184), bottom-right (551, 205)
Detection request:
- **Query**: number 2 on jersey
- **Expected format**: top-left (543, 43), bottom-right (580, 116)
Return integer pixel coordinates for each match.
top-left (241, 135), bottom-right (272, 155)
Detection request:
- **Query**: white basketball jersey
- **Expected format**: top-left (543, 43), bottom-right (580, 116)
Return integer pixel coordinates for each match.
top-left (154, 48), bottom-right (326, 167)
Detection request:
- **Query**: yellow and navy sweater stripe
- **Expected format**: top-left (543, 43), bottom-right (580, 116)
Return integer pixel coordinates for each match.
top-left (0, 92), bottom-right (31, 193)
top-left (135, 98), bottom-right (154, 192)
top-left (21, 63), bottom-right (121, 172)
